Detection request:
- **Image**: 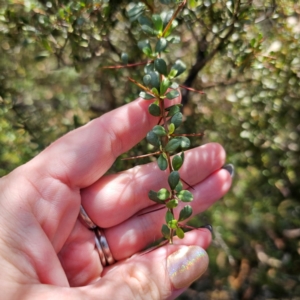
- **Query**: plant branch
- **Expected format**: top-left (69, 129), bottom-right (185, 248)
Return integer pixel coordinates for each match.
top-left (162, 0), bottom-right (187, 37)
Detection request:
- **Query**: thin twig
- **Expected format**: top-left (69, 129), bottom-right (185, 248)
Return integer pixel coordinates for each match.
top-left (162, 0), bottom-right (187, 37)
top-left (122, 151), bottom-right (161, 160)
top-left (102, 61), bottom-right (152, 70)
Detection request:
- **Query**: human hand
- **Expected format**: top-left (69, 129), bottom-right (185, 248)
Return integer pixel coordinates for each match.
top-left (0, 96), bottom-right (232, 299)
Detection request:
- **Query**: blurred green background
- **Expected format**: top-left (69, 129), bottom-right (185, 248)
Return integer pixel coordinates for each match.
top-left (0, 0), bottom-right (299, 298)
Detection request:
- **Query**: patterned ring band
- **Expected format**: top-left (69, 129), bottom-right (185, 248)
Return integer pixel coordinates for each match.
top-left (79, 205), bottom-right (116, 266)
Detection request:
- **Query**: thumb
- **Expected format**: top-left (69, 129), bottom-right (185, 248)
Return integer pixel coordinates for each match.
top-left (78, 245), bottom-right (209, 300)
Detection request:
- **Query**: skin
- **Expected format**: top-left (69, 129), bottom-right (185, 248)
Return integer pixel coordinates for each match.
top-left (0, 96), bottom-right (232, 299)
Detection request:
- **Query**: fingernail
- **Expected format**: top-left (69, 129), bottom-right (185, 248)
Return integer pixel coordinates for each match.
top-left (222, 164), bottom-right (235, 178)
top-left (167, 246), bottom-right (208, 289)
top-left (201, 224), bottom-right (213, 233)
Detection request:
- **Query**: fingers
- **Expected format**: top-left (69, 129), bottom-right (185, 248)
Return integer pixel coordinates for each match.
top-left (77, 238), bottom-right (209, 300)
top-left (104, 167), bottom-right (231, 260)
top-left (81, 142), bottom-right (226, 228)
top-left (31, 96), bottom-right (181, 188)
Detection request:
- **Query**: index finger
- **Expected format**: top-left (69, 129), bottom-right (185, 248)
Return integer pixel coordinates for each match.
top-left (31, 95), bottom-right (181, 188)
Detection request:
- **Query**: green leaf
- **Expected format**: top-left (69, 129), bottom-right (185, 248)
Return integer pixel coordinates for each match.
top-left (168, 123), bottom-right (175, 135)
top-left (166, 199), bottom-right (178, 209)
top-left (151, 87), bottom-right (159, 96)
top-left (148, 103), bottom-right (161, 116)
top-left (137, 42), bottom-right (152, 56)
top-left (175, 181), bottom-right (183, 192)
top-left (168, 68), bottom-right (178, 79)
top-left (160, 78), bottom-right (171, 95)
top-left (139, 91), bottom-right (154, 100)
top-left (142, 47), bottom-right (152, 57)
top-left (138, 15), bottom-right (152, 27)
top-left (127, 3), bottom-right (145, 22)
top-left (161, 224), bottom-right (170, 240)
top-left (170, 112), bottom-right (182, 128)
top-left (165, 90), bottom-right (180, 100)
top-left (168, 171), bottom-right (180, 190)
top-left (168, 219), bottom-right (178, 229)
top-left (146, 131), bottom-right (161, 147)
top-left (166, 35), bottom-right (181, 44)
top-left (158, 188), bottom-right (170, 200)
top-left (177, 190), bottom-right (193, 202)
top-left (161, 10), bottom-right (173, 27)
top-left (165, 210), bottom-right (174, 223)
top-left (164, 20), bottom-right (178, 37)
top-left (181, 151), bottom-right (185, 163)
top-left (144, 63), bottom-right (155, 74)
top-left (165, 138), bottom-right (181, 152)
top-left (170, 60), bottom-right (186, 77)
top-left (171, 82), bottom-right (179, 89)
top-left (121, 52), bottom-right (128, 64)
top-left (148, 190), bottom-right (165, 204)
top-left (141, 24), bottom-right (156, 35)
top-left (178, 137), bottom-right (190, 149)
top-left (143, 74), bottom-right (152, 87)
top-left (152, 14), bottom-right (163, 33)
top-left (155, 38), bottom-right (168, 53)
top-left (178, 205), bottom-right (193, 221)
top-left (153, 125), bottom-right (167, 136)
top-left (158, 154), bottom-right (168, 170)
top-left (154, 58), bottom-right (168, 76)
top-left (172, 155), bottom-right (183, 170)
top-left (176, 227), bottom-right (185, 239)
top-left (166, 104), bottom-right (181, 117)
top-left (149, 71), bottom-right (160, 90)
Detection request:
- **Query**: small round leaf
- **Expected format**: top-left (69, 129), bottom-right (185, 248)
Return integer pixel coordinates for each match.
top-left (165, 90), bottom-right (180, 100)
top-left (166, 199), bottom-right (178, 209)
top-left (152, 14), bottom-right (163, 32)
top-left (166, 104), bottom-right (181, 117)
top-left (155, 38), bottom-right (168, 53)
top-left (158, 154), bottom-right (168, 171)
top-left (160, 78), bottom-right (171, 95)
top-left (165, 138), bottom-right (181, 152)
top-left (168, 171), bottom-right (180, 190)
top-left (139, 91), bottom-right (154, 100)
top-left (157, 188), bottom-right (170, 200)
top-left (138, 15), bottom-right (152, 27)
top-left (148, 190), bottom-right (165, 204)
top-left (121, 52), bottom-right (128, 64)
top-left (178, 205), bottom-right (193, 222)
top-left (175, 181), bottom-right (183, 192)
top-left (170, 59), bottom-right (186, 77)
top-left (165, 210), bottom-right (174, 223)
top-left (146, 131), bottom-right (160, 147)
top-left (148, 103), bottom-right (161, 116)
top-left (141, 24), bottom-right (156, 35)
top-left (172, 155), bottom-right (183, 170)
top-left (152, 125), bottom-right (167, 136)
top-left (170, 112), bottom-right (182, 128)
top-left (154, 58), bottom-right (168, 76)
top-left (168, 219), bottom-right (178, 229)
top-left (149, 71), bottom-right (160, 89)
top-left (168, 123), bottom-right (175, 135)
top-left (143, 74), bottom-right (152, 87)
top-left (178, 137), bottom-right (190, 149)
top-left (177, 190), bottom-right (193, 202)
top-left (176, 227), bottom-right (185, 239)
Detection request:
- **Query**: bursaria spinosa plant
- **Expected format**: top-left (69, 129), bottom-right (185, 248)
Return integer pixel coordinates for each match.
top-left (106, 0), bottom-right (204, 244)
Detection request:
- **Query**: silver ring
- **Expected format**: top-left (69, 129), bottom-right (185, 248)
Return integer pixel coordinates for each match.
top-left (94, 231), bottom-right (108, 266)
top-left (79, 205), bottom-right (116, 266)
top-left (95, 228), bottom-right (116, 265)
top-left (79, 205), bottom-right (97, 229)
